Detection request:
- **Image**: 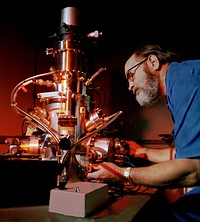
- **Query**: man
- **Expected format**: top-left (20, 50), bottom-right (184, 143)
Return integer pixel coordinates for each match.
top-left (87, 44), bottom-right (200, 221)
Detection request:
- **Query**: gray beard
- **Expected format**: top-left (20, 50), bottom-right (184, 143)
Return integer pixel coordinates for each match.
top-left (136, 74), bottom-right (159, 107)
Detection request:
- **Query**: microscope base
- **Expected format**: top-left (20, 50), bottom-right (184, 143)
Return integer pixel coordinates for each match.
top-left (49, 181), bottom-right (109, 217)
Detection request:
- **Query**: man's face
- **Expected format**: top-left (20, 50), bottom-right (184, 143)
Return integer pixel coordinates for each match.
top-left (125, 57), bottom-right (159, 106)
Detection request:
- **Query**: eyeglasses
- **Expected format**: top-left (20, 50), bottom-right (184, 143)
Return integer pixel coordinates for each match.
top-left (126, 58), bottom-right (147, 81)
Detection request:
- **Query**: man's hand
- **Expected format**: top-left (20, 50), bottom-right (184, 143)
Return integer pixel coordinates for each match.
top-left (127, 141), bottom-right (147, 159)
top-left (86, 162), bottom-right (124, 182)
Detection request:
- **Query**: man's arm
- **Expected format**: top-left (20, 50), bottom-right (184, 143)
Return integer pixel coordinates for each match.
top-left (127, 140), bottom-right (176, 163)
top-left (87, 158), bottom-right (200, 188)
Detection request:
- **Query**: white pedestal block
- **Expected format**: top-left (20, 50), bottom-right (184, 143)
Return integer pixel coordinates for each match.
top-left (49, 181), bottom-right (109, 217)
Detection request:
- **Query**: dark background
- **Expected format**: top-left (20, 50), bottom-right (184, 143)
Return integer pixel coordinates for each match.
top-left (0, 0), bottom-right (199, 140)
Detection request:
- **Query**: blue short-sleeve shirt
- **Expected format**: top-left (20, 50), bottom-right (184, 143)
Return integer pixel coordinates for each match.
top-left (166, 60), bottom-right (200, 159)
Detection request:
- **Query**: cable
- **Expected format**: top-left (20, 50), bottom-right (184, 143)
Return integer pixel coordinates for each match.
top-left (60, 110), bottom-right (123, 164)
top-left (10, 70), bottom-right (59, 144)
